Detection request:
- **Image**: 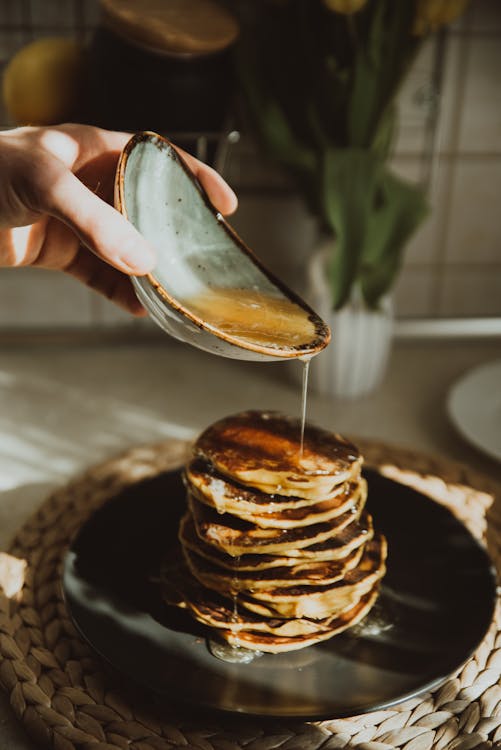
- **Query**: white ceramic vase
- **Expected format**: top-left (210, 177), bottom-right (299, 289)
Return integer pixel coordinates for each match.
top-left (304, 245), bottom-right (394, 399)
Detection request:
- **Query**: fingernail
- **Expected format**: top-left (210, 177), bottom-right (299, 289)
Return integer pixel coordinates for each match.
top-left (119, 243), bottom-right (156, 275)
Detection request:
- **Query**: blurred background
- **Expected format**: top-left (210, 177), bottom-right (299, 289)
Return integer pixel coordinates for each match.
top-left (0, 0), bottom-right (499, 337)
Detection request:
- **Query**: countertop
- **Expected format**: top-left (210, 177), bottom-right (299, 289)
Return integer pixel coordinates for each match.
top-left (0, 335), bottom-right (500, 749)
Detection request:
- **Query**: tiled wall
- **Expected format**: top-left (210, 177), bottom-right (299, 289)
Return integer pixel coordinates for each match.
top-left (0, 0), bottom-right (499, 331)
top-left (391, 0), bottom-right (501, 318)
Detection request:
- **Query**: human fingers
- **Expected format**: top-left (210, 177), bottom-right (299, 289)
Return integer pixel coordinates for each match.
top-left (175, 146), bottom-right (238, 216)
top-left (46, 126), bottom-right (238, 216)
top-left (36, 123), bottom-right (131, 172)
top-left (31, 215), bottom-right (145, 315)
top-left (45, 167), bottom-right (155, 275)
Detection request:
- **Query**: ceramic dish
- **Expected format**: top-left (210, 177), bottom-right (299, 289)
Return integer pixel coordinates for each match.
top-left (447, 359), bottom-right (501, 463)
top-left (114, 132), bottom-right (330, 361)
top-left (62, 469), bottom-right (497, 720)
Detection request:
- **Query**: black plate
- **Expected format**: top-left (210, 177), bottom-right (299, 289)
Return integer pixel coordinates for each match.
top-left (62, 469), bottom-right (497, 720)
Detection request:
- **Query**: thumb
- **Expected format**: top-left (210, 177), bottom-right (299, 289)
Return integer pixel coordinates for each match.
top-left (46, 169), bottom-right (156, 275)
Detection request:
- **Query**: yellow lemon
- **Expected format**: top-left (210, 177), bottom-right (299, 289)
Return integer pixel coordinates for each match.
top-left (2, 37), bottom-right (84, 126)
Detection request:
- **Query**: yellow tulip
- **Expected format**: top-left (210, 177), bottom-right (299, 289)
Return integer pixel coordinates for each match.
top-left (322, 0), bottom-right (368, 14)
top-left (414, 0), bottom-right (470, 35)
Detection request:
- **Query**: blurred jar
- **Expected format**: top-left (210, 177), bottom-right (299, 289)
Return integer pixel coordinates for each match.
top-left (86, 0), bottom-right (239, 136)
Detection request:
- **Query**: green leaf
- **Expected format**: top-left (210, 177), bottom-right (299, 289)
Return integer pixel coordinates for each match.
top-left (256, 97), bottom-right (317, 175)
top-left (321, 148), bottom-right (383, 309)
top-left (321, 151), bottom-right (427, 310)
top-left (370, 102), bottom-right (398, 159)
top-left (359, 168), bottom-right (429, 307)
top-left (347, 0), bottom-right (419, 149)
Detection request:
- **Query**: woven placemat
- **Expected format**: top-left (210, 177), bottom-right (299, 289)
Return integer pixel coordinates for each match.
top-left (0, 438), bottom-right (500, 750)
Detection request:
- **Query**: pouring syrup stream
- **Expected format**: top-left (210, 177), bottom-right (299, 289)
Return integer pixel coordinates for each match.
top-left (299, 357), bottom-right (311, 459)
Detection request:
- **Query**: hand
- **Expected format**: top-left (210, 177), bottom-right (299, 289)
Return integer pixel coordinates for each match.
top-left (0, 124), bottom-right (238, 315)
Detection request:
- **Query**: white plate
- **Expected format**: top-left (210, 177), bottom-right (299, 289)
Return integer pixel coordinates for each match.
top-left (447, 359), bottom-right (501, 463)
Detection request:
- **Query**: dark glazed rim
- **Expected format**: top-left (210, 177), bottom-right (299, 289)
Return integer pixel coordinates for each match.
top-left (114, 131), bottom-right (331, 359)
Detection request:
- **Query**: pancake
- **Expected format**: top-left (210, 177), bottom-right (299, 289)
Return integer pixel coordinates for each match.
top-left (237, 535), bottom-right (387, 620)
top-left (277, 513), bottom-right (374, 560)
top-left (236, 496), bottom-right (355, 529)
top-left (179, 512), bottom-right (374, 570)
top-left (187, 466), bottom-right (360, 529)
top-left (183, 543), bottom-right (364, 592)
top-left (187, 479), bottom-right (367, 557)
top-left (161, 561), bottom-right (380, 647)
top-left (194, 411), bottom-right (362, 499)
top-left (219, 589), bottom-right (380, 652)
top-left (185, 456), bottom-right (355, 515)
top-left (161, 566), bottom-right (352, 637)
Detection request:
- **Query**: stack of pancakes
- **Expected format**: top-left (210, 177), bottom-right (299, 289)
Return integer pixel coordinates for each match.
top-left (162, 411), bottom-right (387, 653)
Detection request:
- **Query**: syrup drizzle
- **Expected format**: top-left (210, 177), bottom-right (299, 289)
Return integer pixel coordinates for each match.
top-left (184, 287), bottom-right (319, 352)
top-left (208, 638), bottom-right (259, 663)
top-left (299, 358), bottom-right (310, 459)
top-left (208, 562), bottom-right (262, 663)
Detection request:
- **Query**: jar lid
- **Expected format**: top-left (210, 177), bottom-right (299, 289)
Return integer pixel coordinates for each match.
top-left (100, 0), bottom-right (240, 57)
